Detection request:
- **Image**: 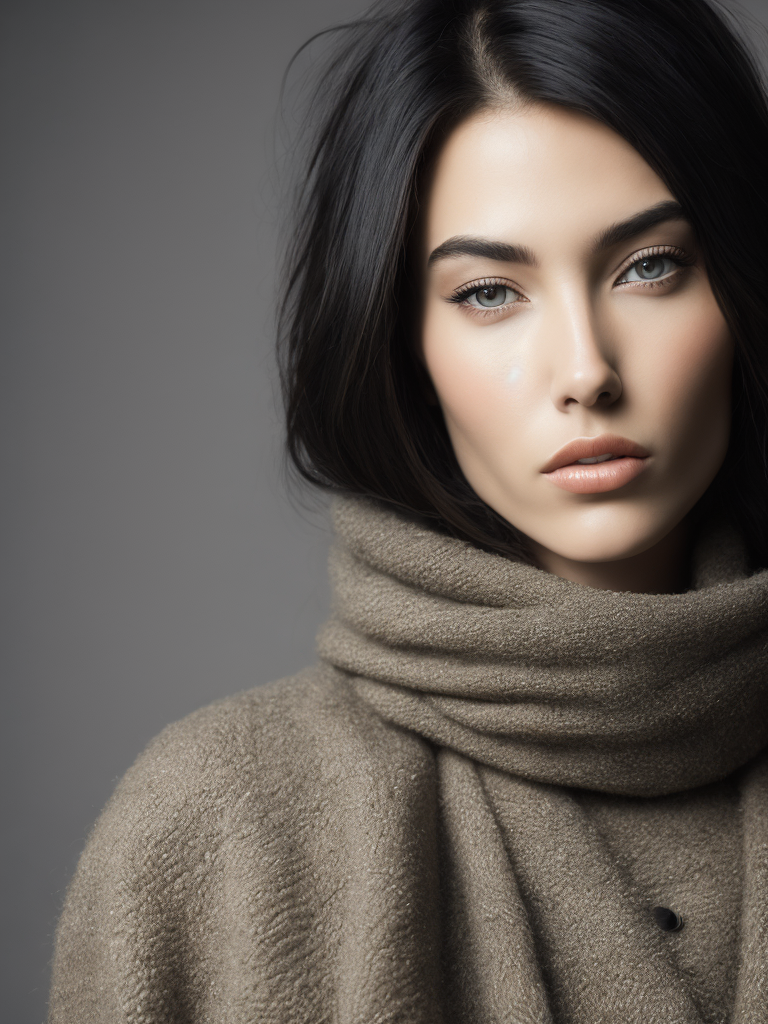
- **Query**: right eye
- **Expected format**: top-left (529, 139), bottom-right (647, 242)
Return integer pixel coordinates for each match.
top-left (464, 284), bottom-right (520, 308)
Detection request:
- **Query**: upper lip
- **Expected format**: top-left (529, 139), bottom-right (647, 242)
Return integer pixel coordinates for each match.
top-left (541, 434), bottom-right (651, 473)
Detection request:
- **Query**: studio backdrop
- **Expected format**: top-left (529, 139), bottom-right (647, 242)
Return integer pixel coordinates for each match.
top-left (2, 1), bottom-right (767, 1021)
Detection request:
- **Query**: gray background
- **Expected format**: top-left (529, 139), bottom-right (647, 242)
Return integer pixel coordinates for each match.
top-left (2, 0), bottom-right (768, 1020)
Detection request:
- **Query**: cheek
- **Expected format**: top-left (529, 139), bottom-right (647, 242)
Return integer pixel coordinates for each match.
top-left (637, 299), bottom-right (733, 454)
top-left (421, 319), bottom-right (529, 453)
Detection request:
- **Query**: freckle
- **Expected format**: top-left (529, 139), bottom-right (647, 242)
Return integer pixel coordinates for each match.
top-left (507, 364), bottom-right (523, 384)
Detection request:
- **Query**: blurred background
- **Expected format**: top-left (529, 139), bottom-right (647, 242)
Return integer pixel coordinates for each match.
top-left (2, 0), bottom-right (767, 1019)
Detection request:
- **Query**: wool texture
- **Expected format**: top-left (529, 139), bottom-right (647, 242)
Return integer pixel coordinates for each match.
top-left (49, 496), bottom-right (768, 1024)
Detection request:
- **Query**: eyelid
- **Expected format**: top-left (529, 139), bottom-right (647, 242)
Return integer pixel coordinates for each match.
top-left (449, 276), bottom-right (526, 303)
top-left (612, 244), bottom-right (693, 281)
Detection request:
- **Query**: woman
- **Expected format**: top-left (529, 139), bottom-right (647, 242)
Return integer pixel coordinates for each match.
top-left (49, 0), bottom-right (768, 1021)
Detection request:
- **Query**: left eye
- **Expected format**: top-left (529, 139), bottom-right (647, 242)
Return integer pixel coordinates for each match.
top-left (465, 284), bottom-right (519, 308)
top-left (618, 256), bottom-right (678, 283)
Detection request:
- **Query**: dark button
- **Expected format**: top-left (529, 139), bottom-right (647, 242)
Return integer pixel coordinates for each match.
top-left (653, 906), bottom-right (683, 932)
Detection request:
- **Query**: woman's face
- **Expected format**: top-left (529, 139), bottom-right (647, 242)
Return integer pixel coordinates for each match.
top-left (420, 104), bottom-right (733, 580)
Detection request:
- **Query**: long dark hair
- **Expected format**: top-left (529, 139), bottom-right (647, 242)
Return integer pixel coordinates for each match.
top-left (278, 0), bottom-right (768, 569)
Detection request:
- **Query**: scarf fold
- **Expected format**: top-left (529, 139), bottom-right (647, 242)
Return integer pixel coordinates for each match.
top-left (318, 497), bottom-right (768, 797)
top-left (317, 496), bottom-right (768, 1023)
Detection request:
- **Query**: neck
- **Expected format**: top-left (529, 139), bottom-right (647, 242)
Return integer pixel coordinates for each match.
top-left (526, 518), bottom-right (694, 594)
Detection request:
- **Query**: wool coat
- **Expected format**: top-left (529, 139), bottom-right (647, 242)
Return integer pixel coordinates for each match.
top-left (49, 497), bottom-right (768, 1024)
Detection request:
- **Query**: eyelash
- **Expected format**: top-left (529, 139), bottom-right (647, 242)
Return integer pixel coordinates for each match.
top-left (448, 245), bottom-right (695, 317)
top-left (449, 278), bottom-right (525, 316)
top-left (613, 245), bottom-right (695, 288)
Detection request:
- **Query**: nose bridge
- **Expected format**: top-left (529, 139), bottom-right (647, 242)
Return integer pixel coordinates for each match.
top-left (548, 281), bottom-right (621, 410)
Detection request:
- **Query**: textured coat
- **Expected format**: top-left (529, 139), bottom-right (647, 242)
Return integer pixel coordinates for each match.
top-left (49, 497), bottom-right (768, 1023)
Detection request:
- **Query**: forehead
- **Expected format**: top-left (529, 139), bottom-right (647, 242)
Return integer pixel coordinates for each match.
top-left (423, 104), bottom-right (675, 254)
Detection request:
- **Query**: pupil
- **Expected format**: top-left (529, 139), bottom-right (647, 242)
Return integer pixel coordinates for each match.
top-left (640, 258), bottom-right (664, 279)
top-left (478, 286), bottom-right (504, 306)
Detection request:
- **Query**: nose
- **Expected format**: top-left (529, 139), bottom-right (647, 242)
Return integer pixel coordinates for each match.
top-left (548, 296), bottom-right (622, 412)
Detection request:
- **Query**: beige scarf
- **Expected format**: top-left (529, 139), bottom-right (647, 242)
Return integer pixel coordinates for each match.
top-left (49, 495), bottom-right (768, 1024)
top-left (316, 496), bottom-right (768, 1023)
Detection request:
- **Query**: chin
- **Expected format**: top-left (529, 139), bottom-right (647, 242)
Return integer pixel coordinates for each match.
top-left (524, 507), bottom-right (684, 565)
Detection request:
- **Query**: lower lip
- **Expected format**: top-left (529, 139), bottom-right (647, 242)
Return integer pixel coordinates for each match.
top-left (543, 456), bottom-right (649, 494)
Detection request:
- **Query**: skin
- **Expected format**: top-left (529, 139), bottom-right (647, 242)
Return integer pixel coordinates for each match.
top-left (419, 103), bottom-right (734, 594)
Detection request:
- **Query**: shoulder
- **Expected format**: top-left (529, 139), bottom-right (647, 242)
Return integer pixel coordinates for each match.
top-left (94, 665), bottom-right (434, 845)
top-left (50, 668), bottom-right (440, 1021)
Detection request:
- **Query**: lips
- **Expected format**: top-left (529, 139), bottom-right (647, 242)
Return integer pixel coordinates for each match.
top-left (541, 434), bottom-right (651, 494)
top-left (541, 434), bottom-right (650, 472)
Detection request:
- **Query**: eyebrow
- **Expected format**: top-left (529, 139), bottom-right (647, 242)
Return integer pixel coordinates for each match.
top-left (426, 200), bottom-right (687, 270)
top-left (427, 237), bottom-right (537, 268)
top-left (594, 200), bottom-right (686, 251)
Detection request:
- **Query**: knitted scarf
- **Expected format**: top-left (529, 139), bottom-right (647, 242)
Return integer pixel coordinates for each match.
top-left (316, 496), bottom-right (768, 1023)
top-left (49, 495), bottom-right (768, 1024)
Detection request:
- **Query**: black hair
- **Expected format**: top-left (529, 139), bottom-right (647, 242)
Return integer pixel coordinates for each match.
top-left (278, 0), bottom-right (768, 569)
